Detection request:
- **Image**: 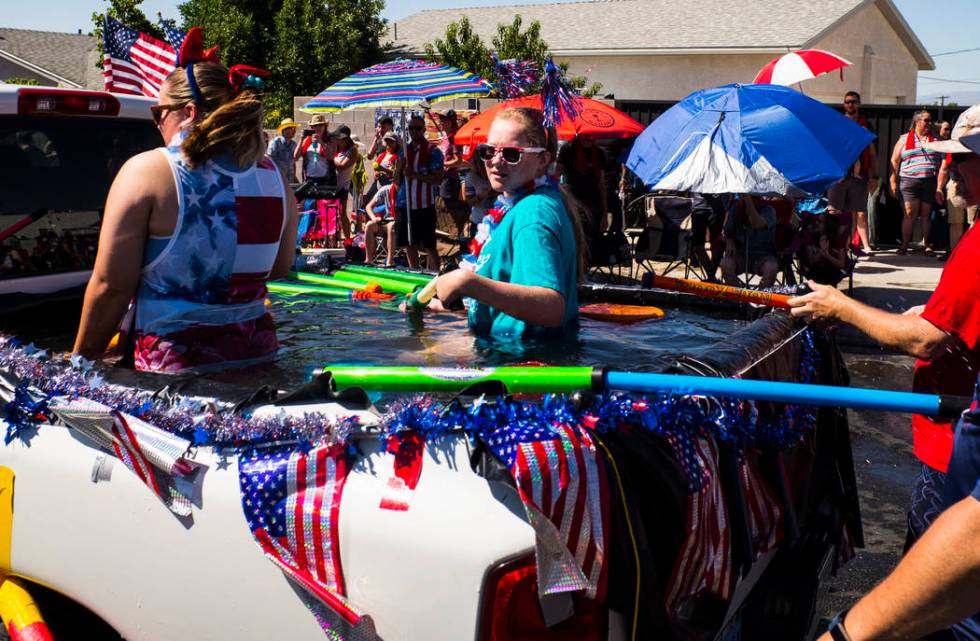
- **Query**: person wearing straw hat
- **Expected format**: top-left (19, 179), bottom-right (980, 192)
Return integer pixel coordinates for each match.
top-left (295, 113), bottom-right (337, 184)
top-left (792, 104), bottom-right (980, 580)
top-left (267, 117), bottom-right (298, 184)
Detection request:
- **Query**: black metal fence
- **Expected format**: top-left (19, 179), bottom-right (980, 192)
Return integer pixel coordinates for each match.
top-left (614, 100), bottom-right (968, 248)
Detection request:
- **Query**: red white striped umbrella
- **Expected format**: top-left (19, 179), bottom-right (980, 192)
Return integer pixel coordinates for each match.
top-left (753, 49), bottom-right (852, 86)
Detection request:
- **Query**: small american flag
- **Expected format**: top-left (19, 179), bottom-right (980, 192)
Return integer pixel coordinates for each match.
top-left (509, 423), bottom-right (609, 600)
top-left (102, 15), bottom-right (176, 97)
top-left (239, 444), bottom-right (380, 640)
top-left (664, 432), bottom-right (733, 618)
top-left (739, 452), bottom-right (783, 556)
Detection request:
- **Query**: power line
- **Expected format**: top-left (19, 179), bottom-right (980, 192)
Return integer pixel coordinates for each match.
top-left (930, 46), bottom-right (980, 57)
top-left (920, 76), bottom-right (980, 85)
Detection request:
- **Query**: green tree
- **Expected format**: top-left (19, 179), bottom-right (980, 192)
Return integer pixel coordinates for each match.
top-left (424, 15), bottom-right (602, 98)
top-left (177, 0), bottom-right (281, 76)
top-left (266, 0), bottom-right (386, 124)
top-left (2, 77), bottom-right (41, 86)
top-left (90, 0), bottom-right (167, 67)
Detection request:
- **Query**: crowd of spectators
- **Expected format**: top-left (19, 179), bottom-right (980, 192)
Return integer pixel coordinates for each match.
top-left (0, 228), bottom-right (97, 276)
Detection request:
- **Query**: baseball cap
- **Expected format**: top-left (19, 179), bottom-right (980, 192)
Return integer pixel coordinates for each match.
top-left (925, 103), bottom-right (980, 154)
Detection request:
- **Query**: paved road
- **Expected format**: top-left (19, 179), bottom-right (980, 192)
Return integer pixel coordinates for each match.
top-left (819, 349), bottom-right (920, 622)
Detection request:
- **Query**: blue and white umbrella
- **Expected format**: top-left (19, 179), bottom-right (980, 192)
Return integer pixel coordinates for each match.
top-left (626, 83), bottom-right (876, 197)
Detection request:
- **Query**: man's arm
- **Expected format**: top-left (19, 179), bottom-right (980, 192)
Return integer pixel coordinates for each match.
top-left (818, 496), bottom-right (980, 641)
top-left (937, 156), bottom-right (951, 205)
top-left (788, 282), bottom-right (957, 359)
top-left (890, 139), bottom-right (903, 196)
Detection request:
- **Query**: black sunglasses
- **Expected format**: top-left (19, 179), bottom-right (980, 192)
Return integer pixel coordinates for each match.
top-left (476, 143), bottom-right (546, 164)
top-left (844, 100), bottom-right (859, 105)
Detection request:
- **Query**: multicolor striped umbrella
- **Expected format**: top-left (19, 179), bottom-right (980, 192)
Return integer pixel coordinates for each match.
top-left (302, 59), bottom-right (492, 113)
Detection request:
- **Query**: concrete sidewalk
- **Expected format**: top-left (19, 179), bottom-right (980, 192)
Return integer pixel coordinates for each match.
top-left (839, 248), bottom-right (946, 348)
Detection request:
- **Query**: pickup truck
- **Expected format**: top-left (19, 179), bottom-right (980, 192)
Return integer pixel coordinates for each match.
top-left (0, 84), bottom-right (858, 641)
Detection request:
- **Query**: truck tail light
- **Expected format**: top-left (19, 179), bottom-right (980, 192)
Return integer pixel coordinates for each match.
top-left (18, 89), bottom-right (120, 117)
top-left (478, 554), bottom-right (604, 641)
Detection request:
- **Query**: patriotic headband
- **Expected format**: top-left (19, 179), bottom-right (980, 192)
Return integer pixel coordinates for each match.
top-left (178, 27), bottom-right (269, 105)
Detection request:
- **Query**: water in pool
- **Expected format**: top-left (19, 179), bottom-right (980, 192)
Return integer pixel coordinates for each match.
top-left (0, 295), bottom-right (750, 397)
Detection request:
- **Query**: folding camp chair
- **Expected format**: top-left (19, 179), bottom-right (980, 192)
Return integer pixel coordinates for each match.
top-left (624, 194), bottom-right (708, 280)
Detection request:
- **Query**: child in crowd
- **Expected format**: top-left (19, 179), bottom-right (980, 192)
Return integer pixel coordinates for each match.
top-left (364, 184), bottom-right (397, 265)
top-left (800, 213), bottom-right (847, 286)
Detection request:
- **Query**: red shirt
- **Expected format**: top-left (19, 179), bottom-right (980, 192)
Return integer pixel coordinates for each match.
top-left (912, 224), bottom-right (980, 471)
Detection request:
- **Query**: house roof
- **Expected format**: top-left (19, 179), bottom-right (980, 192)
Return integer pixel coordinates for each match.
top-left (0, 28), bottom-right (103, 89)
top-left (389, 0), bottom-right (934, 70)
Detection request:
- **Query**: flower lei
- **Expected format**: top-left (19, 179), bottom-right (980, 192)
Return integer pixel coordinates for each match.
top-left (461, 175), bottom-right (557, 272)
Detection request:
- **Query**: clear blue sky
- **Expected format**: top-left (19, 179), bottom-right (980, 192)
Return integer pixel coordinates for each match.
top-left (4, 0), bottom-right (978, 105)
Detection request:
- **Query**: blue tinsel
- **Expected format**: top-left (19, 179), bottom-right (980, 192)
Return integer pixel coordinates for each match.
top-left (491, 52), bottom-right (539, 100)
top-left (540, 57), bottom-right (582, 128)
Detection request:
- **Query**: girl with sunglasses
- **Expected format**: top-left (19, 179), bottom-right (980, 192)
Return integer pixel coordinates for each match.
top-left (73, 28), bottom-right (298, 373)
top-left (426, 107), bottom-right (586, 338)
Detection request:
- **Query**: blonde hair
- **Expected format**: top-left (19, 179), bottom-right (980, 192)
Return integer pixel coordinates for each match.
top-left (493, 107), bottom-right (588, 281)
top-left (164, 62), bottom-right (265, 169)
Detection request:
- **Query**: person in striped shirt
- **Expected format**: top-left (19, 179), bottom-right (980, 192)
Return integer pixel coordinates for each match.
top-left (890, 110), bottom-right (945, 255)
top-left (393, 114), bottom-right (444, 270)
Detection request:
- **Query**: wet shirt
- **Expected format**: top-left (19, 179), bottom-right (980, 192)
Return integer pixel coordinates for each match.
top-left (466, 186), bottom-right (578, 338)
top-left (913, 224), bottom-right (980, 471)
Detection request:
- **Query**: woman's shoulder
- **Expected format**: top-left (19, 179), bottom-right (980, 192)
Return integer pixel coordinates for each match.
top-left (510, 186), bottom-right (567, 227)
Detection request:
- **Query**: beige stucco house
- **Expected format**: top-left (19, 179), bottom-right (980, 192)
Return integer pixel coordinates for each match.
top-left (389, 0), bottom-right (934, 104)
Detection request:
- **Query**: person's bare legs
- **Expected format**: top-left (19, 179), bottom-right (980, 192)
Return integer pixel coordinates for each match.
top-left (364, 220), bottom-right (379, 262)
top-left (385, 223), bottom-right (396, 266)
top-left (405, 246), bottom-right (420, 269)
top-left (950, 222), bottom-right (965, 251)
top-left (855, 210), bottom-right (872, 251)
top-left (901, 198), bottom-right (920, 252)
top-left (758, 256), bottom-right (779, 288)
top-left (424, 248), bottom-right (440, 272)
top-left (720, 254), bottom-right (739, 286)
top-left (919, 201), bottom-right (933, 252)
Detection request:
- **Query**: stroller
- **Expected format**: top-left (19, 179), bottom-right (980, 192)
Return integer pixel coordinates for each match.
top-left (296, 182), bottom-right (346, 249)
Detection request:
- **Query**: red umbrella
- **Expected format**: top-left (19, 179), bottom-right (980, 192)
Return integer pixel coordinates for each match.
top-left (455, 94), bottom-right (644, 158)
top-left (753, 49), bottom-right (851, 86)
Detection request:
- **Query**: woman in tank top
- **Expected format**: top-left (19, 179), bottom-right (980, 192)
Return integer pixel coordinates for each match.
top-left (890, 110), bottom-right (944, 255)
top-left (73, 28), bottom-right (298, 373)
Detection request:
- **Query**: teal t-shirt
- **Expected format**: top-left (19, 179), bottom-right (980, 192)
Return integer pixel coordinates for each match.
top-left (466, 186), bottom-right (579, 338)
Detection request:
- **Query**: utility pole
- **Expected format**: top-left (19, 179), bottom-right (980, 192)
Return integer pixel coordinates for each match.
top-left (937, 95), bottom-right (949, 122)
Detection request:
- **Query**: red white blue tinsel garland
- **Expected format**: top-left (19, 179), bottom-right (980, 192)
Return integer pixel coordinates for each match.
top-left (491, 52), bottom-right (539, 100)
top-left (540, 57), bottom-right (582, 128)
top-left (1, 329), bottom-right (819, 473)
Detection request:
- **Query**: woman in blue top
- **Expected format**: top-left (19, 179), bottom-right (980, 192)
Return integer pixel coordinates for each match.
top-left (428, 107), bottom-right (585, 338)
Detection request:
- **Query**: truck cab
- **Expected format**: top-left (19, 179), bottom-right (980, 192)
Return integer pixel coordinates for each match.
top-left (0, 85), bottom-right (158, 311)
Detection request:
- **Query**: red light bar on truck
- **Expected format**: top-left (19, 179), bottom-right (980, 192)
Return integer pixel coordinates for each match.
top-left (17, 89), bottom-right (120, 117)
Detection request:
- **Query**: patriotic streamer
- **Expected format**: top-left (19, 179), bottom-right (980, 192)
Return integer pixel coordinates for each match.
top-left (47, 396), bottom-right (196, 516)
top-left (490, 52), bottom-right (539, 99)
top-left (511, 423), bottom-right (610, 600)
top-left (239, 444), bottom-right (381, 641)
top-left (540, 57), bottom-right (582, 128)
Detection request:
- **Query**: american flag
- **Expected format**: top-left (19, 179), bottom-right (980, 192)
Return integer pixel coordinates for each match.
top-left (664, 432), bottom-right (733, 618)
top-left (158, 17), bottom-right (187, 57)
top-left (239, 444), bottom-right (379, 640)
top-left (739, 452), bottom-right (783, 556)
top-left (509, 423), bottom-right (609, 600)
top-left (102, 15), bottom-right (176, 97)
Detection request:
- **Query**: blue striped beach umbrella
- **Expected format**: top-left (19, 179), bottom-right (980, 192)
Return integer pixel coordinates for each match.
top-left (302, 59), bottom-right (492, 113)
